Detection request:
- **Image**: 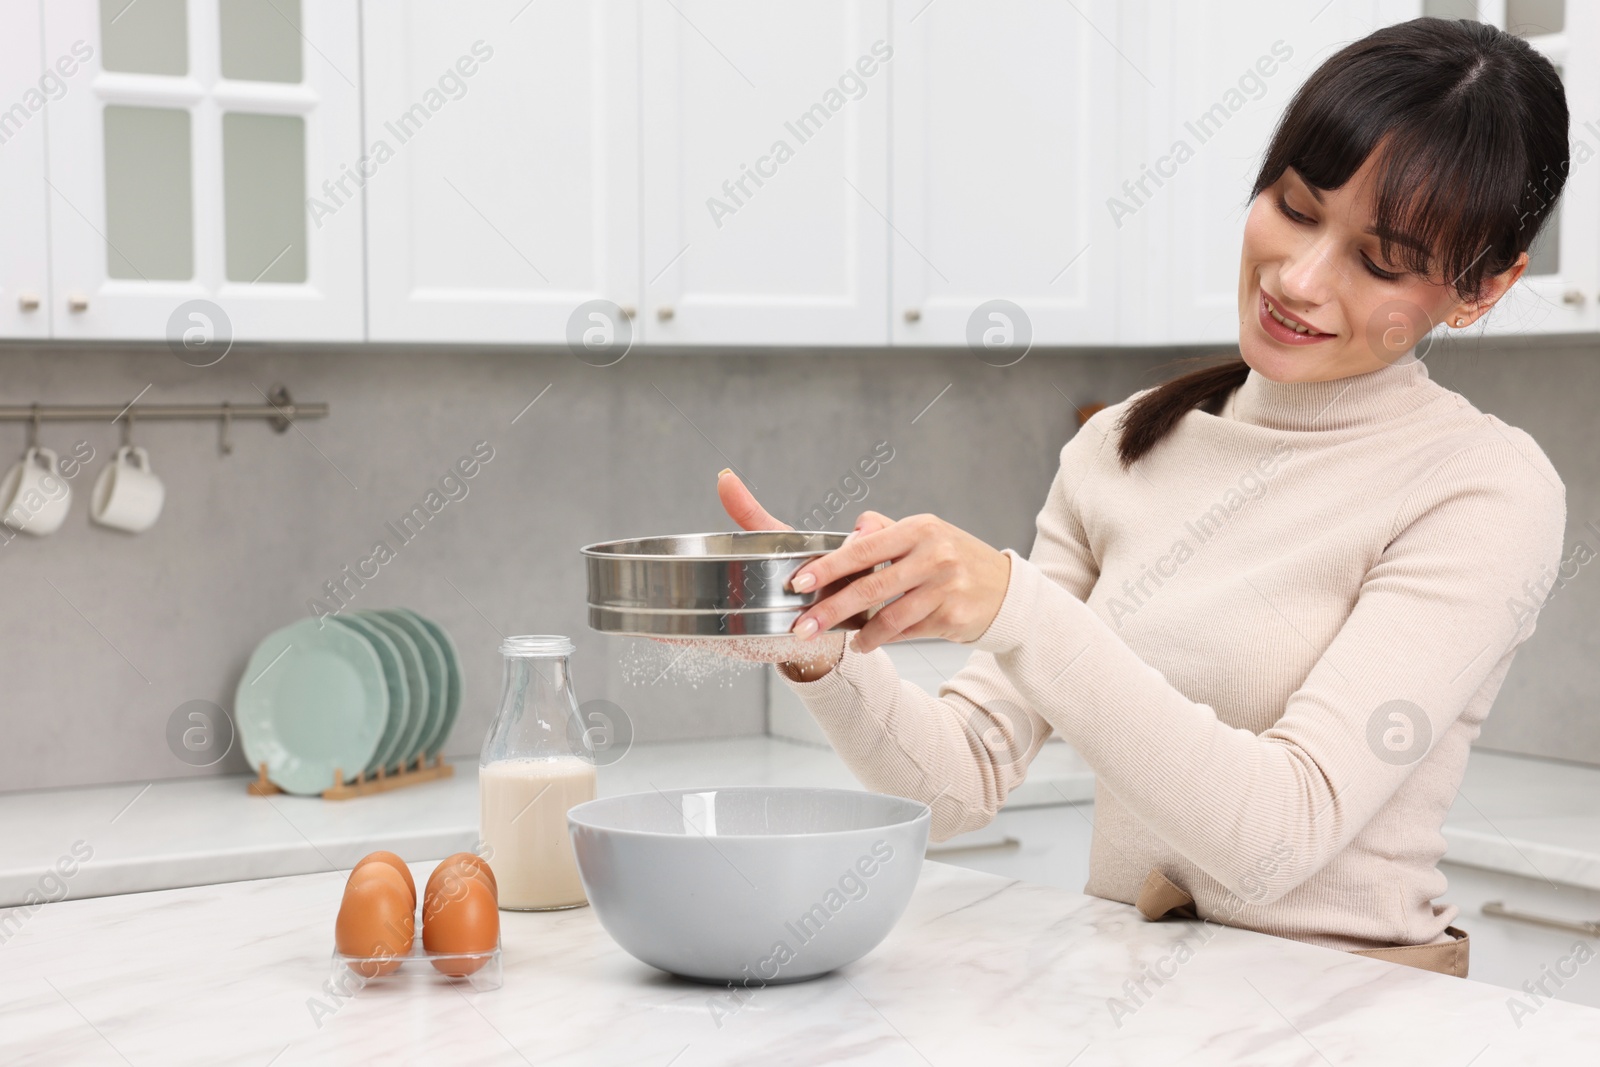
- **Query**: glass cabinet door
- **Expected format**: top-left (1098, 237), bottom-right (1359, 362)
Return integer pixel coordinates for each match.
top-left (0, 0), bottom-right (52, 338)
top-left (1423, 0), bottom-right (1600, 335)
top-left (42, 0), bottom-right (363, 341)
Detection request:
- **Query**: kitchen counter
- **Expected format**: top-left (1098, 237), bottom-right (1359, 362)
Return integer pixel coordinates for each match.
top-left (7, 735), bottom-right (1600, 910)
top-left (0, 736), bottom-right (1094, 908)
top-left (4, 860), bottom-right (1597, 1066)
top-left (1444, 749), bottom-right (1600, 891)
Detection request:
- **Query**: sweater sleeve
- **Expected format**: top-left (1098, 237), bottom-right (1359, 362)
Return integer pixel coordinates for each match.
top-left (972, 433), bottom-right (1565, 904)
top-left (777, 410), bottom-right (1113, 840)
top-left (784, 415), bottom-right (1565, 901)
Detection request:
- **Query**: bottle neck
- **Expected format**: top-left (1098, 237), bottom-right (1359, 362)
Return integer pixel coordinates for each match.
top-left (484, 652), bottom-right (580, 763)
top-left (505, 653), bottom-right (570, 697)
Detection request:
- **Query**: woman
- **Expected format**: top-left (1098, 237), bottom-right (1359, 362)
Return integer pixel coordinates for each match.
top-left (711, 18), bottom-right (1569, 977)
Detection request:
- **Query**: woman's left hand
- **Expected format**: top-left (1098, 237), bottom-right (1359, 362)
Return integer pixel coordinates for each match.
top-left (789, 511), bottom-right (1012, 654)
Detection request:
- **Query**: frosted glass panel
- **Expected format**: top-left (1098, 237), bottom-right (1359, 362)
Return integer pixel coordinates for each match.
top-left (1526, 203), bottom-right (1560, 276)
top-left (1507, 0), bottom-right (1564, 34)
top-left (103, 106), bottom-right (193, 280)
top-left (220, 0), bottom-right (303, 83)
top-left (1524, 62), bottom-right (1563, 277)
top-left (1423, 0), bottom-right (1480, 19)
top-left (100, 0), bottom-right (187, 75)
top-left (223, 113), bottom-right (307, 283)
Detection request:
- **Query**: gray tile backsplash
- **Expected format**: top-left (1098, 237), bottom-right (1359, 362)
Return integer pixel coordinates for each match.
top-left (0, 336), bottom-right (1594, 792)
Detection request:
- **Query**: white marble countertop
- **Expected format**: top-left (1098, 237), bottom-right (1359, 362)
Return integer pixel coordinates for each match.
top-left (5, 727), bottom-right (1597, 912)
top-left (0, 736), bottom-right (1093, 908)
top-left (2, 859), bottom-right (1595, 1066)
top-left (1443, 750), bottom-right (1600, 891)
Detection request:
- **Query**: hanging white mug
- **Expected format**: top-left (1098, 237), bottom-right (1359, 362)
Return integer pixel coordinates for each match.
top-left (91, 445), bottom-right (165, 533)
top-left (0, 446), bottom-right (72, 536)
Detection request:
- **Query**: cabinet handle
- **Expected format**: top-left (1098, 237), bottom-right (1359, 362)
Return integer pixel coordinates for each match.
top-left (1562, 289), bottom-right (1585, 307)
top-left (18, 291), bottom-right (40, 312)
top-left (926, 836), bottom-right (1022, 856)
top-left (620, 305), bottom-right (636, 320)
top-left (656, 306), bottom-right (675, 322)
top-left (67, 293), bottom-right (89, 313)
top-left (1481, 901), bottom-right (1600, 937)
top-left (904, 308), bottom-right (922, 323)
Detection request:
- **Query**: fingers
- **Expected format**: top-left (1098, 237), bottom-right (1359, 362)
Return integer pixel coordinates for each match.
top-left (792, 548), bottom-right (932, 639)
top-left (788, 516), bottom-right (921, 595)
top-left (849, 588), bottom-right (942, 653)
top-left (718, 469), bottom-right (791, 531)
top-left (852, 510), bottom-right (894, 537)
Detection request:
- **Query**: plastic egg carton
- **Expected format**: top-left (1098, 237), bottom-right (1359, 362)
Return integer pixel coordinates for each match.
top-left (329, 939), bottom-right (503, 993)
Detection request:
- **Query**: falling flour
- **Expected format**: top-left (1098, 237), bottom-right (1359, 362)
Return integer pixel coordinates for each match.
top-left (618, 634), bottom-right (847, 688)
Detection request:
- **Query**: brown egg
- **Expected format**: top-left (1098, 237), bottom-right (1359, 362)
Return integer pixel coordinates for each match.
top-left (422, 875), bottom-right (499, 976)
top-left (425, 852), bottom-right (496, 903)
top-left (422, 864), bottom-right (491, 932)
top-left (352, 851), bottom-right (416, 907)
top-left (335, 863), bottom-right (416, 976)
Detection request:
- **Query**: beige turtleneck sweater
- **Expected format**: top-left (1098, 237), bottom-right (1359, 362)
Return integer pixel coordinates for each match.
top-left (780, 356), bottom-right (1566, 952)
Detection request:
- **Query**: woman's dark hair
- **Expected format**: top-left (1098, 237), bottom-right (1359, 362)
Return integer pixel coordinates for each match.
top-left (1115, 17), bottom-right (1569, 468)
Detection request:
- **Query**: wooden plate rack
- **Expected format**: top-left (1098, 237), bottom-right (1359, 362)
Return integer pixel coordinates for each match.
top-left (247, 753), bottom-right (455, 799)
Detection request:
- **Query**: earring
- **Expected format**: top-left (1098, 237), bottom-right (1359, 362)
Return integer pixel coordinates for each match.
top-left (1454, 316), bottom-right (1465, 327)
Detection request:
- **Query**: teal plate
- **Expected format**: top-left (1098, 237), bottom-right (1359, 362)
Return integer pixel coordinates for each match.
top-left (371, 609), bottom-right (446, 768)
top-left (331, 614), bottom-right (409, 775)
top-left (403, 610), bottom-right (461, 757)
top-left (359, 609), bottom-right (430, 771)
top-left (235, 618), bottom-right (388, 795)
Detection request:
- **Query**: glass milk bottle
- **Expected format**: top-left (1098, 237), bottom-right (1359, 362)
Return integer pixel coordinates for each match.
top-left (479, 636), bottom-right (595, 910)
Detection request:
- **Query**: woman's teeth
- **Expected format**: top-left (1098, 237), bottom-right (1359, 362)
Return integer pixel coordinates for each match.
top-left (1265, 296), bottom-right (1323, 335)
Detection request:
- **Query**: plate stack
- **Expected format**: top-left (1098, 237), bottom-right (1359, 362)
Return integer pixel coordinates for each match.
top-left (234, 609), bottom-right (463, 796)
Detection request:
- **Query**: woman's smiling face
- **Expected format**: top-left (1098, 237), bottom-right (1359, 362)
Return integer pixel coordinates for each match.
top-left (1236, 152), bottom-right (1526, 384)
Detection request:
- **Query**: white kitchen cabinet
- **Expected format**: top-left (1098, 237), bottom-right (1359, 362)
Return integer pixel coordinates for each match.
top-left (1439, 861), bottom-right (1600, 1009)
top-left (11, 2), bottom-right (1588, 349)
top-left (0, 0), bottom-right (51, 339)
top-left (639, 0), bottom-right (890, 346)
top-left (1449, 0), bottom-right (1600, 336)
top-left (930, 803), bottom-right (1096, 895)
top-left (362, 0), bottom-right (639, 345)
top-left (888, 0), bottom-right (1120, 348)
top-left (1118, 0), bottom-right (1420, 345)
top-left (39, 0), bottom-right (363, 342)
top-left (1122, 0), bottom-right (1599, 345)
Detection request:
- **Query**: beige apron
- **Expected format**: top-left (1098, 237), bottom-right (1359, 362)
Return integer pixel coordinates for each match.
top-left (1134, 868), bottom-right (1470, 979)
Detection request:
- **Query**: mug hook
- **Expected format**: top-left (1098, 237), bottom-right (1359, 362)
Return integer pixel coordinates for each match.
top-left (27, 404), bottom-right (39, 450)
top-left (219, 402), bottom-right (233, 456)
top-left (121, 410), bottom-right (134, 449)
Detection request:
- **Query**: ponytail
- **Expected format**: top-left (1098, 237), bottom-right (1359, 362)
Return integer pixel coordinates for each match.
top-left (1115, 357), bottom-right (1250, 469)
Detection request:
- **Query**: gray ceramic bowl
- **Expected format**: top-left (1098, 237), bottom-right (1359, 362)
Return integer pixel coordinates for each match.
top-left (568, 787), bottom-right (931, 984)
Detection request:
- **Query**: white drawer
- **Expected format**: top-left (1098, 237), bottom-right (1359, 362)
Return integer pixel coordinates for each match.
top-left (926, 803), bottom-right (1096, 893)
top-left (1439, 862), bottom-right (1600, 1010)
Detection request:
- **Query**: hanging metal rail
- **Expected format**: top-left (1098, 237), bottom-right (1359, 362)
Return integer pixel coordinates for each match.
top-left (0, 387), bottom-right (326, 453)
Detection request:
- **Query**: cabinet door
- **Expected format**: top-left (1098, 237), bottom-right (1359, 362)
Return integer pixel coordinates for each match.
top-left (928, 804), bottom-right (1095, 894)
top-left (1121, 1), bottom-right (1418, 345)
top-left (890, 0), bottom-right (1119, 347)
top-left (1438, 861), bottom-right (1600, 1009)
top-left (363, 1), bottom-right (639, 344)
top-left (1463, 0), bottom-right (1600, 335)
top-left (42, 0), bottom-right (363, 342)
top-left (640, 0), bottom-right (890, 346)
top-left (0, 0), bottom-right (51, 338)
